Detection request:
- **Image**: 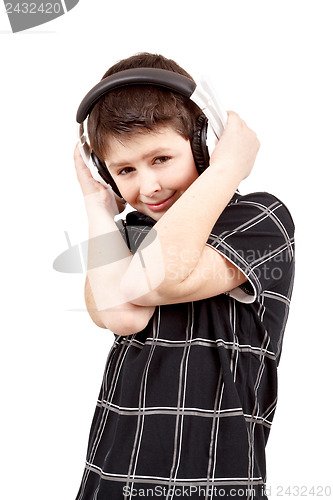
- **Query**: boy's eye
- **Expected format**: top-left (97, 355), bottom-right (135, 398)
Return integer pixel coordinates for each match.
top-left (118, 167), bottom-right (134, 176)
top-left (154, 156), bottom-right (171, 164)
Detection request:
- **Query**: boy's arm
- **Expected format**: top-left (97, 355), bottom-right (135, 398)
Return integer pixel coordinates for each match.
top-left (74, 145), bottom-right (155, 336)
top-left (121, 112), bottom-right (259, 305)
top-left (127, 246), bottom-right (246, 306)
top-left (75, 111), bottom-right (259, 331)
top-left (84, 275), bottom-right (155, 334)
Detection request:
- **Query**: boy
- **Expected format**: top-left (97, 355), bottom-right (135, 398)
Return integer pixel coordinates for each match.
top-left (74, 53), bottom-right (295, 500)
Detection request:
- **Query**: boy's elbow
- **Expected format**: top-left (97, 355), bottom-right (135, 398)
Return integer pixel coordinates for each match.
top-left (103, 314), bottom-right (139, 336)
top-left (99, 305), bottom-right (155, 336)
top-left (87, 310), bottom-right (108, 329)
top-left (84, 277), bottom-right (148, 335)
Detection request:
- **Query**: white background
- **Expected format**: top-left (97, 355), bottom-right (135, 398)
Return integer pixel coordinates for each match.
top-left (1, 1), bottom-right (332, 498)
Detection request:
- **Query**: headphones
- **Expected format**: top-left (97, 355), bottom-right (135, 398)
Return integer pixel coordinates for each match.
top-left (76, 68), bottom-right (227, 199)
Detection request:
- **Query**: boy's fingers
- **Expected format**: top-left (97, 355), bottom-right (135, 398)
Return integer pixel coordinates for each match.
top-left (74, 145), bottom-right (90, 182)
top-left (74, 143), bottom-right (87, 171)
top-left (74, 143), bottom-right (105, 196)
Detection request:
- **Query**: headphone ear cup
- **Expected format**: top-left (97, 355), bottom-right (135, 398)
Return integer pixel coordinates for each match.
top-left (191, 114), bottom-right (210, 175)
top-left (91, 151), bottom-right (123, 198)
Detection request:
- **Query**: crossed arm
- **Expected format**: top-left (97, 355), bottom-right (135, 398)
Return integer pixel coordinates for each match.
top-left (74, 112), bottom-right (260, 335)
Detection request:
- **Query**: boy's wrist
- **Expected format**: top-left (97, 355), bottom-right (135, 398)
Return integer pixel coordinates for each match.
top-left (84, 190), bottom-right (119, 213)
top-left (84, 191), bottom-right (119, 230)
top-left (207, 159), bottom-right (244, 187)
top-left (85, 201), bottom-right (118, 239)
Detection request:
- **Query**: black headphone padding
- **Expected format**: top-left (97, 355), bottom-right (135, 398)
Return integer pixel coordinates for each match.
top-left (191, 115), bottom-right (210, 174)
top-left (91, 152), bottom-right (123, 198)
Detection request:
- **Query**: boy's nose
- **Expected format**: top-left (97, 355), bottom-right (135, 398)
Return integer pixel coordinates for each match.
top-left (139, 175), bottom-right (162, 198)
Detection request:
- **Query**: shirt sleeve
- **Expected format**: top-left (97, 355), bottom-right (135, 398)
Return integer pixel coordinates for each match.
top-left (206, 192), bottom-right (295, 303)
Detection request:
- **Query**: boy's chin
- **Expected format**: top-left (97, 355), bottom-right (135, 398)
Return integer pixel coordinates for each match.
top-left (144, 209), bottom-right (162, 220)
top-left (141, 207), bottom-right (165, 221)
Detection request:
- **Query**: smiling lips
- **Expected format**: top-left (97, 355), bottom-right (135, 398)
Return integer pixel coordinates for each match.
top-left (143, 193), bottom-right (176, 212)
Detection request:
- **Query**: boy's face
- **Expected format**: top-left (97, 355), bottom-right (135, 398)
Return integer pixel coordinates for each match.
top-left (104, 126), bottom-right (199, 220)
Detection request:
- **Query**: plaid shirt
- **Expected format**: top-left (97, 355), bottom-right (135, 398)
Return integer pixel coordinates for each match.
top-left (75, 191), bottom-right (295, 500)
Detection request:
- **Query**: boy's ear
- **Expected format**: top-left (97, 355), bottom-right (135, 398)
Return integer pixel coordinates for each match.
top-left (191, 115), bottom-right (210, 174)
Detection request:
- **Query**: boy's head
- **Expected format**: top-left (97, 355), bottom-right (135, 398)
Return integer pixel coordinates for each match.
top-left (84, 53), bottom-right (204, 220)
top-left (87, 53), bottom-right (202, 164)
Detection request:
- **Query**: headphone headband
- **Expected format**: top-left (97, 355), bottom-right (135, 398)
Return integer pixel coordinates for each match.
top-left (76, 68), bottom-right (197, 124)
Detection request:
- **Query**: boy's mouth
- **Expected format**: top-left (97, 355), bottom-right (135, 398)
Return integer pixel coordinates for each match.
top-left (143, 192), bottom-right (176, 212)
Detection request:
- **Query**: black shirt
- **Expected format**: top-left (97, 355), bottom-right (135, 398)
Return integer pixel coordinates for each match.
top-left (75, 191), bottom-right (295, 500)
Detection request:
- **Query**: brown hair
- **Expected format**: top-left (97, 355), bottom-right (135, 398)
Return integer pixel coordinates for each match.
top-left (87, 53), bottom-right (201, 162)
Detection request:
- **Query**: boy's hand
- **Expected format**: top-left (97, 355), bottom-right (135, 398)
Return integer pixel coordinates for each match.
top-left (209, 111), bottom-right (260, 181)
top-left (74, 143), bottom-right (126, 214)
